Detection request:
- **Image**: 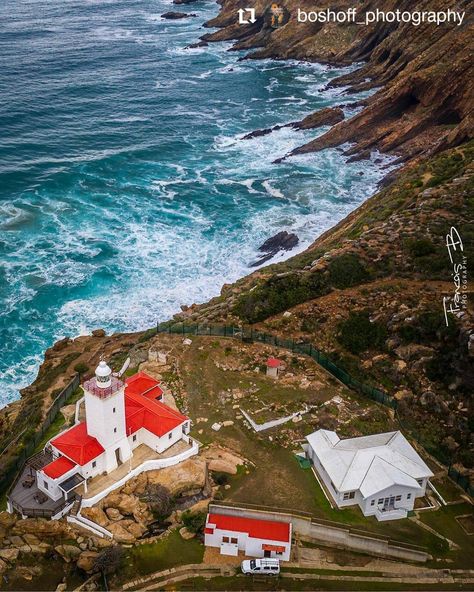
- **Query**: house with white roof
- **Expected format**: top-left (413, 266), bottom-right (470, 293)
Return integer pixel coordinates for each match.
top-left (305, 429), bottom-right (433, 521)
top-left (204, 512), bottom-right (292, 560)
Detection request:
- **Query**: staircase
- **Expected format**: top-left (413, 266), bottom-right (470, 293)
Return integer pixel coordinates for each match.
top-left (69, 498), bottom-right (81, 517)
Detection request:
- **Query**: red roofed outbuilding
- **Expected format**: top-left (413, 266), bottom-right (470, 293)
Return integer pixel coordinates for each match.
top-left (204, 512), bottom-right (291, 560)
top-left (266, 357), bottom-right (282, 378)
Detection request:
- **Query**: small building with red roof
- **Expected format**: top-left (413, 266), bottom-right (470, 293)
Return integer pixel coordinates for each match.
top-left (204, 512), bottom-right (292, 561)
top-left (35, 360), bottom-right (192, 505)
top-left (266, 357), bottom-right (282, 379)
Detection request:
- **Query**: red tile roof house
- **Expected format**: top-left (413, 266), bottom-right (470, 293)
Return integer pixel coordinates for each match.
top-left (33, 361), bottom-right (196, 507)
top-left (204, 513), bottom-right (292, 561)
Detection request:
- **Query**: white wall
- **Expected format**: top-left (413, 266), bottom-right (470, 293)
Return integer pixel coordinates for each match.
top-left (205, 527), bottom-right (291, 562)
top-left (84, 385), bottom-right (132, 472)
top-left (127, 424), bottom-right (186, 454)
top-left (37, 463), bottom-right (80, 502)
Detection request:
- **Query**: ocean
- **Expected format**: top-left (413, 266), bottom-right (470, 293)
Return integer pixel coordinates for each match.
top-left (0, 0), bottom-right (392, 407)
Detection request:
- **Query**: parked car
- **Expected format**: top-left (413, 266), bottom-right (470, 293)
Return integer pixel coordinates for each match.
top-left (241, 558), bottom-right (280, 575)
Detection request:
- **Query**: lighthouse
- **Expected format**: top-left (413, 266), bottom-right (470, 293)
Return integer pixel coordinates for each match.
top-left (83, 360), bottom-right (132, 473)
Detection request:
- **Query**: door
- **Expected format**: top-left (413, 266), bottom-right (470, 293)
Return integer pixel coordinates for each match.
top-left (264, 550), bottom-right (271, 558)
top-left (115, 448), bottom-right (122, 466)
top-left (383, 496), bottom-right (395, 511)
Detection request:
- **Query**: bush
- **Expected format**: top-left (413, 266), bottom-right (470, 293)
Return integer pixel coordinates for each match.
top-left (74, 362), bottom-right (89, 375)
top-left (405, 238), bottom-right (436, 258)
top-left (182, 511), bottom-right (207, 534)
top-left (328, 253), bottom-right (371, 289)
top-left (233, 272), bottom-right (328, 323)
top-left (338, 311), bottom-right (387, 354)
top-left (212, 472), bottom-right (230, 486)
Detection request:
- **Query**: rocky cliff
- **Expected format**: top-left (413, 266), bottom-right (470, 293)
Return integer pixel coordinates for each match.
top-left (203, 0), bottom-right (473, 164)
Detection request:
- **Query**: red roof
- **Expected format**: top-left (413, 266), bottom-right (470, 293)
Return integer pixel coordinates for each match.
top-left (125, 390), bottom-right (188, 438)
top-left (42, 456), bottom-right (77, 479)
top-left (125, 372), bottom-right (163, 401)
top-left (266, 358), bottom-right (281, 368)
top-left (262, 543), bottom-right (286, 552)
top-left (207, 513), bottom-right (290, 543)
top-left (51, 423), bottom-right (105, 466)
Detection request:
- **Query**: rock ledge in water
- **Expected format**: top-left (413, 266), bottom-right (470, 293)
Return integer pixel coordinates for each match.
top-left (250, 231), bottom-right (299, 267)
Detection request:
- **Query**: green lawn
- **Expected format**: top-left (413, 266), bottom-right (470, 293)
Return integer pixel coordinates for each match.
top-left (171, 575), bottom-right (473, 591)
top-left (431, 477), bottom-right (464, 503)
top-left (116, 529), bottom-right (204, 585)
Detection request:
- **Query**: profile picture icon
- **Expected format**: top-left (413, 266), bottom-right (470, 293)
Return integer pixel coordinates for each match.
top-left (265, 3), bottom-right (290, 28)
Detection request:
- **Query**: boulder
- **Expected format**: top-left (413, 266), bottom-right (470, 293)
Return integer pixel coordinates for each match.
top-left (179, 526), bottom-right (195, 540)
top-left (81, 507), bottom-right (109, 528)
top-left (147, 457), bottom-right (207, 496)
top-left (12, 518), bottom-right (67, 537)
top-left (107, 522), bottom-right (136, 544)
top-left (55, 544), bottom-right (82, 563)
top-left (92, 329), bottom-right (106, 337)
top-left (0, 511), bottom-right (16, 529)
top-left (202, 446), bottom-right (243, 475)
top-left (161, 11), bottom-right (196, 19)
top-left (105, 508), bottom-right (123, 522)
top-left (0, 547), bottom-right (19, 562)
top-left (77, 550), bottom-right (100, 572)
top-left (121, 471), bottom-right (148, 496)
top-left (122, 519), bottom-right (147, 539)
top-left (103, 493), bottom-right (152, 523)
top-left (250, 231), bottom-right (299, 267)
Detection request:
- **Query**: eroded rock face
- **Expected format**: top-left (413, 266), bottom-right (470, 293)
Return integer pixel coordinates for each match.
top-left (146, 457), bottom-right (207, 496)
top-left (82, 507), bottom-right (109, 528)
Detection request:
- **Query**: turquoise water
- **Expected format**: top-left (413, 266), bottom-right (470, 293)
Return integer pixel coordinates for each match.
top-left (0, 0), bottom-right (391, 407)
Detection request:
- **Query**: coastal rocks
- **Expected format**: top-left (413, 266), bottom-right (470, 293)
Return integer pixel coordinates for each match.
top-left (91, 329), bottom-right (106, 338)
top-left (250, 231), bottom-right (299, 267)
top-left (106, 522), bottom-right (136, 545)
top-left (201, 445), bottom-right (244, 475)
top-left (161, 11), bottom-right (196, 19)
top-left (293, 107), bottom-right (345, 130)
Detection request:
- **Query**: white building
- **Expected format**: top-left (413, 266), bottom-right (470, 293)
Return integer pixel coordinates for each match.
top-left (204, 513), bottom-right (292, 561)
top-left (305, 429), bottom-right (433, 521)
top-left (36, 362), bottom-right (190, 502)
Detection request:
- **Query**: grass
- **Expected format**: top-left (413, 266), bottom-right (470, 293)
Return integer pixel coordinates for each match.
top-left (116, 529), bottom-right (204, 584)
top-left (169, 574), bottom-right (474, 591)
top-left (431, 477), bottom-right (464, 503)
top-left (420, 502), bottom-right (474, 568)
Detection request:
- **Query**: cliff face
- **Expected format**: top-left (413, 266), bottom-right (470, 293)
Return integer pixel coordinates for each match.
top-left (203, 0), bottom-right (474, 164)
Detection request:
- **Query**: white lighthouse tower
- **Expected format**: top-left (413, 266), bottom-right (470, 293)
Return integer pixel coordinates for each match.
top-left (83, 360), bottom-right (132, 473)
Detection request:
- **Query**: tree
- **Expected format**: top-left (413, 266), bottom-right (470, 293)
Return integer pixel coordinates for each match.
top-left (140, 483), bottom-right (172, 518)
top-left (93, 546), bottom-right (124, 575)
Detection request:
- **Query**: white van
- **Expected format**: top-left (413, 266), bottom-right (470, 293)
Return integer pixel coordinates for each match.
top-left (241, 558), bottom-right (280, 575)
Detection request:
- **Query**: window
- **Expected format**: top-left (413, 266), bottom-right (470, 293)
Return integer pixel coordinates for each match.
top-left (407, 493), bottom-right (412, 500)
top-left (92, 461), bottom-right (97, 468)
top-left (133, 434), bottom-right (137, 442)
top-left (371, 500), bottom-right (375, 506)
top-left (276, 551), bottom-right (283, 556)
top-left (113, 407), bottom-right (116, 413)
top-left (43, 480), bottom-right (49, 490)
top-left (222, 536), bottom-right (229, 543)
top-left (168, 432), bottom-right (173, 439)
top-left (231, 537), bottom-right (238, 544)
top-left (395, 495), bottom-right (402, 501)
top-left (114, 427), bottom-right (117, 433)
top-left (417, 478), bottom-right (423, 486)
top-left (343, 491), bottom-right (355, 501)
top-left (378, 498), bottom-right (383, 504)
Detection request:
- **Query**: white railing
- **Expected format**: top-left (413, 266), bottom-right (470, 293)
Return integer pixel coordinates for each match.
top-left (375, 507), bottom-right (408, 521)
top-left (81, 437), bottom-right (199, 508)
top-left (68, 513), bottom-right (113, 538)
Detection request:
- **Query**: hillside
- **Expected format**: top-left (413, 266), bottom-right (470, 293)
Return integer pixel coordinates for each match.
top-left (171, 142), bottom-right (474, 470)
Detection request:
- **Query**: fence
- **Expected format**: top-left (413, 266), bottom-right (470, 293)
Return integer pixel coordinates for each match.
top-left (156, 322), bottom-right (473, 497)
top-left (1, 373), bottom-right (81, 499)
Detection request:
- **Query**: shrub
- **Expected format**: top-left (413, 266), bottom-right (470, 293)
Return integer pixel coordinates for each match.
top-left (338, 311), bottom-right (387, 354)
top-left (212, 472), bottom-right (230, 486)
top-left (74, 362), bottom-right (89, 375)
top-left (328, 253), bottom-right (371, 288)
top-left (405, 238), bottom-right (436, 258)
top-left (182, 510), bottom-right (207, 534)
